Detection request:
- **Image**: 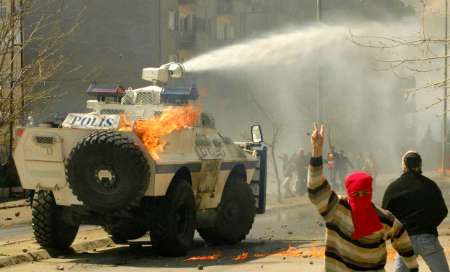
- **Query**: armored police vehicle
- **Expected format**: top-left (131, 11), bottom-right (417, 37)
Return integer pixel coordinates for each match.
top-left (13, 63), bottom-right (267, 256)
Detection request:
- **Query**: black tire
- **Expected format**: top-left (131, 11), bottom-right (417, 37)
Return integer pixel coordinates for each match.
top-left (150, 180), bottom-right (196, 257)
top-left (66, 131), bottom-right (150, 213)
top-left (32, 191), bottom-right (79, 250)
top-left (103, 221), bottom-right (147, 244)
top-left (198, 177), bottom-right (256, 245)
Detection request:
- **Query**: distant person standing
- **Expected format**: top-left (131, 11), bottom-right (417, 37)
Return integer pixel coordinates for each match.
top-left (295, 149), bottom-right (308, 195)
top-left (383, 151), bottom-right (449, 272)
top-left (326, 148), bottom-right (337, 188)
top-left (279, 153), bottom-right (296, 198)
top-left (363, 153), bottom-right (378, 179)
top-left (354, 152), bottom-right (365, 170)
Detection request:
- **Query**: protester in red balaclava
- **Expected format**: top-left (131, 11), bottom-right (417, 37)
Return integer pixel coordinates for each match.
top-left (307, 123), bottom-right (418, 272)
top-left (345, 171), bottom-right (383, 240)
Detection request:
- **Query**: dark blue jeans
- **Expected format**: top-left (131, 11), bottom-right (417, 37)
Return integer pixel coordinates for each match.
top-left (394, 234), bottom-right (449, 272)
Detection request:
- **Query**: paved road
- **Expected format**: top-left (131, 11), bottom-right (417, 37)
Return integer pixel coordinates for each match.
top-left (0, 197), bottom-right (330, 271)
top-left (0, 225), bottom-right (100, 245)
top-left (1, 172), bottom-right (448, 271)
top-left (0, 197), bottom-right (443, 272)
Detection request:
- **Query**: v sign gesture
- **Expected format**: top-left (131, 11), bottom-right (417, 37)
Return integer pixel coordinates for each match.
top-left (311, 123), bottom-right (324, 157)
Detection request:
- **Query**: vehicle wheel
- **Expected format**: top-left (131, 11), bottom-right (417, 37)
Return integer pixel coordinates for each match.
top-left (32, 191), bottom-right (79, 250)
top-left (198, 177), bottom-right (255, 245)
top-left (150, 180), bottom-right (195, 257)
top-left (103, 221), bottom-right (147, 244)
top-left (66, 131), bottom-right (150, 213)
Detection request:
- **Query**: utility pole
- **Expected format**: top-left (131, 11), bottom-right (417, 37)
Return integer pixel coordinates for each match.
top-left (157, 0), bottom-right (162, 65)
top-left (19, 0), bottom-right (24, 125)
top-left (316, 0), bottom-right (322, 122)
top-left (443, 0), bottom-right (448, 176)
top-left (8, 0), bottom-right (16, 163)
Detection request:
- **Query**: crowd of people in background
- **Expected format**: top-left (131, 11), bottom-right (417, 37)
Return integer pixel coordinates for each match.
top-left (279, 146), bottom-right (379, 198)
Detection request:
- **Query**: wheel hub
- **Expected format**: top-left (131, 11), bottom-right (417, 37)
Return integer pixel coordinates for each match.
top-left (95, 168), bottom-right (117, 189)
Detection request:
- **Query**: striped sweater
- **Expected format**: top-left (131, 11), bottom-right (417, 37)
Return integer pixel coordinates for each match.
top-left (308, 157), bottom-right (418, 272)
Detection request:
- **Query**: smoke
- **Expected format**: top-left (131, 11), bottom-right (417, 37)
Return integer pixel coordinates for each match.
top-left (183, 19), bottom-right (429, 186)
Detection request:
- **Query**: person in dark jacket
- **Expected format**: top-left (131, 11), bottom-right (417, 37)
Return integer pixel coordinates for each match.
top-left (382, 151), bottom-right (449, 272)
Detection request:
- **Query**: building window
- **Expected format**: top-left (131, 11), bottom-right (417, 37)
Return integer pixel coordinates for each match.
top-left (0, 1), bottom-right (7, 18)
top-left (216, 16), bottom-right (234, 41)
top-left (168, 10), bottom-right (177, 31)
top-left (248, 0), bottom-right (264, 12)
top-left (217, 0), bottom-right (233, 14)
top-left (178, 14), bottom-right (194, 33)
top-left (216, 23), bottom-right (234, 41)
top-left (15, 31), bottom-right (21, 45)
top-left (195, 17), bottom-right (206, 33)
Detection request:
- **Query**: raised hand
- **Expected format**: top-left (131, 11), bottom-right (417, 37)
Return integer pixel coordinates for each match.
top-left (311, 123), bottom-right (324, 157)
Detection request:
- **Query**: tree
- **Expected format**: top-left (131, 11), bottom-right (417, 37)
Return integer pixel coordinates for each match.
top-left (349, 0), bottom-right (450, 173)
top-left (0, 0), bottom-right (82, 159)
top-left (0, 0), bottom-right (82, 194)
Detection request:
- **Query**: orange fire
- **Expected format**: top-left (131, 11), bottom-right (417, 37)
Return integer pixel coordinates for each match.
top-left (309, 244), bottom-right (325, 258)
top-left (185, 250), bottom-right (221, 261)
top-left (275, 245), bottom-right (304, 257)
top-left (120, 105), bottom-right (200, 160)
top-left (272, 244), bottom-right (325, 258)
top-left (234, 251), bottom-right (249, 261)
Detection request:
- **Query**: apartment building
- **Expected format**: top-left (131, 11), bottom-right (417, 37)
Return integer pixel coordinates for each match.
top-left (158, 0), bottom-right (412, 63)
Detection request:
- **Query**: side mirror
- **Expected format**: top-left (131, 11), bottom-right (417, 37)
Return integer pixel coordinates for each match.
top-left (251, 125), bottom-right (263, 143)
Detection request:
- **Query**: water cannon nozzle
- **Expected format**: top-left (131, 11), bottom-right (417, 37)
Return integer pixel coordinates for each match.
top-left (168, 63), bottom-right (185, 79)
top-left (142, 62), bottom-right (186, 84)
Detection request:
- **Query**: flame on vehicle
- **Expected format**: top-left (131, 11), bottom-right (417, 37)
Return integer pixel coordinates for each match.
top-left (185, 250), bottom-right (221, 261)
top-left (120, 104), bottom-right (200, 160)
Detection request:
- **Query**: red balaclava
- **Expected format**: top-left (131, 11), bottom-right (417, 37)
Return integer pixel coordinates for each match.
top-left (345, 172), bottom-right (383, 240)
